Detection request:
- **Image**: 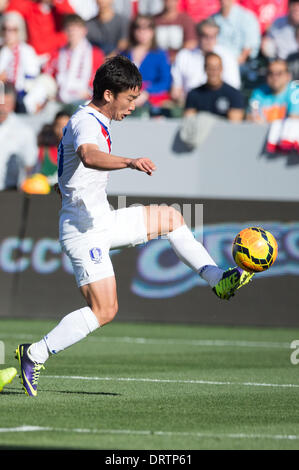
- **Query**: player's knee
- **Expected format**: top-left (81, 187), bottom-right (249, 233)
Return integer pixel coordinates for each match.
top-left (168, 207), bottom-right (184, 232)
top-left (93, 302), bottom-right (118, 326)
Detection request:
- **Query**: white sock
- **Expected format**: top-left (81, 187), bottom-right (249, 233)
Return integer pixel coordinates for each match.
top-left (29, 307), bottom-right (100, 364)
top-left (198, 265), bottom-right (224, 288)
top-left (28, 338), bottom-right (49, 364)
top-left (167, 225), bottom-right (223, 287)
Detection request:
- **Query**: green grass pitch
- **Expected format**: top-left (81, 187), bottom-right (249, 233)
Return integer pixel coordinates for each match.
top-left (1, 318), bottom-right (299, 450)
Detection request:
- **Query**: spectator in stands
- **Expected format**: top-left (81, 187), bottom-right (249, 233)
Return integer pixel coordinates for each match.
top-left (262, 0), bottom-right (299, 59)
top-left (87, 0), bottom-right (130, 56)
top-left (153, 0), bottom-right (198, 62)
top-left (45, 14), bottom-right (104, 104)
top-left (0, 83), bottom-right (38, 190)
top-left (0, 11), bottom-right (57, 114)
top-left (184, 52), bottom-right (245, 121)
top-left (177, 0), bottom-right (220, 23)
top-left (171, 18), bottom-right (241, 105)
top-left (121, 14), bottom-right (172, 116)
top-left (287, 25), bottom-right (299, 80)
top-left (247, 59), bottom-right (299, 123)
top-left (6, 0), bottom-right (75, 62)
top-left (70, 0), bottom-right (141, 22)
top-left (237, 0), bottom-right (288, 34)
top-left (0, 12), bottom-right (40, 109)
top-left (37, 110), bottom-right (71, 184)
top-left (213, 0), bottom-right (261, 64)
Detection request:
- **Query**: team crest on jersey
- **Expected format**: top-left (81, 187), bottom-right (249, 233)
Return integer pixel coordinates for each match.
top-left (89, 247), bottom-right (102, 264)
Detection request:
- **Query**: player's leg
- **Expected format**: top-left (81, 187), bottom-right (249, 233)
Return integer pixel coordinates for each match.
top-left (31, 275), bottom-right (117, 359)
top-left (108, 204), bottom-right (224, 288)
top-left (144, 204), bottom-right (224, 287)
top-left (15, 237), bottom-right (117, 396)
top-left (16, 276), bottom-right (117, 397)
top-left (144, 205), bottom-right (254, 300)
top-left (79, 276), bottom-right (118, 327)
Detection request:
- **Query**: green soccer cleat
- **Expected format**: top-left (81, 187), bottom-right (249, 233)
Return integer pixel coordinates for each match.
top-left (15, 344), bottom-right (44, 397)
top-left (213, 267), bottom-right (254, 300)
top-left (0, 367), bottom-right (17, 392)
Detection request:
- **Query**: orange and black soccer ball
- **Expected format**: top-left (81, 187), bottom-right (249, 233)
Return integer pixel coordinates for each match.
top-left (232, 227), bottom-right (278, 273)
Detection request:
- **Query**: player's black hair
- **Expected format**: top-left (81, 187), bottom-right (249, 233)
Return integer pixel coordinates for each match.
top-left (93, 55), bottom-right (142, 100)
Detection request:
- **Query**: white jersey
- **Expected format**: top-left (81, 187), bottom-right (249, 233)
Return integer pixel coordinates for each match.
top-left (58, 105), bottom-right (112, 242)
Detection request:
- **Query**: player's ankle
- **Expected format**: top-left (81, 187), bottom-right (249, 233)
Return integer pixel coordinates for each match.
top-left (199, 265), bottom-right (224, 288)
top-left (28, 340), bottom-right (49, 364)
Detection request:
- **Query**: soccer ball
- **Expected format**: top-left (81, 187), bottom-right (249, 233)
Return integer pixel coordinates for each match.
top-left (232, 227), bottom-right (278, 273)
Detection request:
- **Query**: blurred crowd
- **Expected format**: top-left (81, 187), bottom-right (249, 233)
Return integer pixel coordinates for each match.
top-left (1, 0), bottom-right (299, 191)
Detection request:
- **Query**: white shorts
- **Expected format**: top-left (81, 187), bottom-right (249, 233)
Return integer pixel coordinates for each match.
top-left (61, 206), bottom-right (148, 287)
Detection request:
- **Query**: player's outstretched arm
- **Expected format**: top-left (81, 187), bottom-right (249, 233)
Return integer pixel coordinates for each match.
top-left (77, 144), bottom-right (156, 176)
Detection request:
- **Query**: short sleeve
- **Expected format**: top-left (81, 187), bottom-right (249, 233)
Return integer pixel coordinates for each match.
top-left (72, 114), bottom-right (103, 152)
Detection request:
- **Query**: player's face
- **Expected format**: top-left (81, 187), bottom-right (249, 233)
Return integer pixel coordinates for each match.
top-left (108, 87), bottom-right (141, 121)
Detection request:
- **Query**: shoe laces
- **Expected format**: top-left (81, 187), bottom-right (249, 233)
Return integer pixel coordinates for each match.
top-left (32, 363), bottom-right (45, 385)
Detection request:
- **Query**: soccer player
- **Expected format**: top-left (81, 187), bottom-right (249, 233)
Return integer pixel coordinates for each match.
top-left (15, 56), bottom-right (253, 397)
